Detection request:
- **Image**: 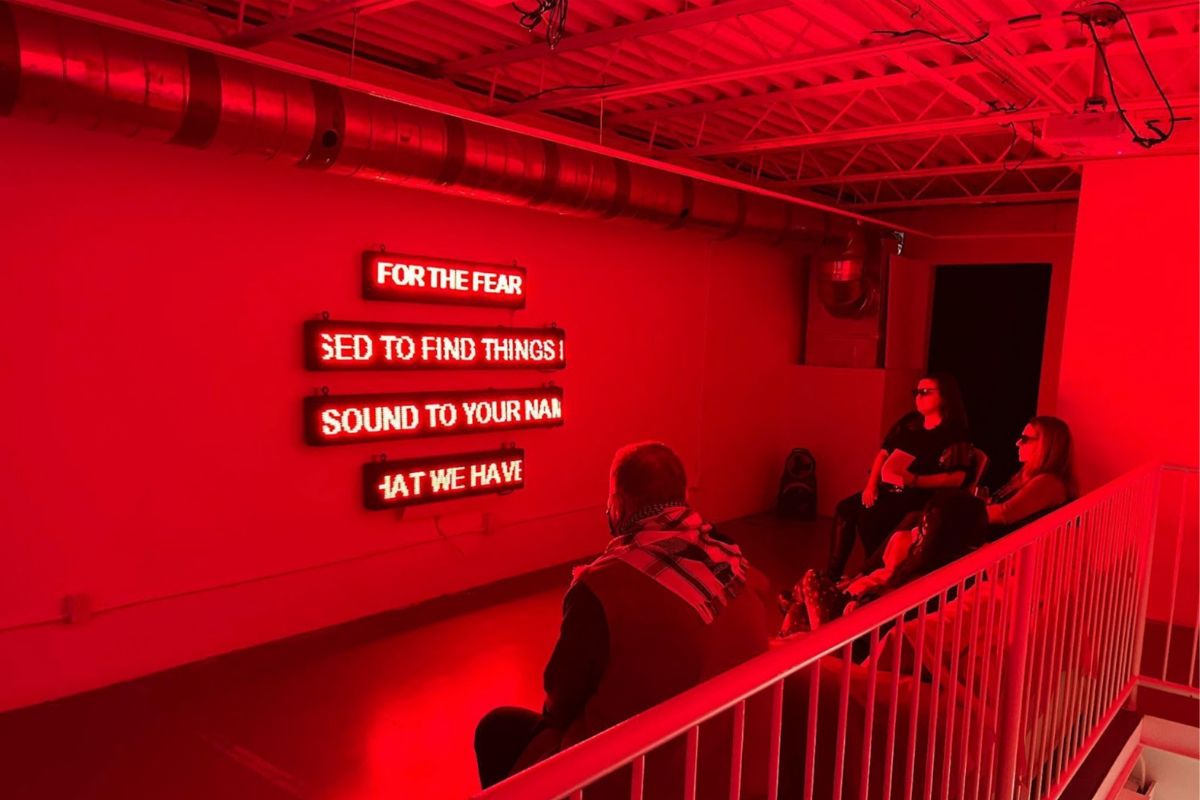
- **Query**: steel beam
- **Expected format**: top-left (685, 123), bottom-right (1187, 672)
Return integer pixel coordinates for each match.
top-left (686, 96), bottom-right (1196, 156)
top-left (226, 0), bottom-right (422, 48)
top-left (490, 2), bottom-right (1196, 115)
top-left (849, 189), bottom-right (1079, 209)
top-left (436, 0), bottom-right (789, 76)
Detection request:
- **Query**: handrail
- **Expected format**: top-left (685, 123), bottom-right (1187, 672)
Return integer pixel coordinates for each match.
top-left (475, 463), bottom-right (1164, 800)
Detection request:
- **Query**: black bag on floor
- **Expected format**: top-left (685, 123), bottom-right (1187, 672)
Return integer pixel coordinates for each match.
top-left (776, 448), bottom-right (817, 520)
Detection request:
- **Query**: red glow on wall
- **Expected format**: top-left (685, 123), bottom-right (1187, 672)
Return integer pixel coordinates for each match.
top-left (303, 386), bottom-right (563, 445)
top-left (363, 252), bottom-right (526, 308)
top-left (304, 321), bottom-right (565, 371)
top-left (363, 449), bottom-right (525, 510)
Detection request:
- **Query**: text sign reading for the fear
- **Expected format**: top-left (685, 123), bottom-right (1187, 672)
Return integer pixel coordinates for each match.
top-left (363, 252), bottom-right (526, 308)
top-left (304, 321), bottom-right (565, 371)
top-left (363, 449), bottom-right (525, 510)
top-left (304, 386), bottom-right (563, 446)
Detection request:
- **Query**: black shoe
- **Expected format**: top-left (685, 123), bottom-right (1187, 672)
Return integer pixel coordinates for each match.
top-left (777, 588), bottom-right (795, 615)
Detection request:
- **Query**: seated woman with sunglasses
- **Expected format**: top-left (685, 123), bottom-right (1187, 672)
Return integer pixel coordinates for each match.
top-left (781, 492), bottom-right (989, 634)
top-left (823, 373), bottom-right (973, 583)
top-left (984, 415), bottom-right (1075, 534)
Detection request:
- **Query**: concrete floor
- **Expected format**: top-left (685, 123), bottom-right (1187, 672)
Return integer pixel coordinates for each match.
top-left (0, 513), bottom-right (828, 800)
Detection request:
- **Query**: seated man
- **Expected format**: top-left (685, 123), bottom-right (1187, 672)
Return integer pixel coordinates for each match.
top-left (475, 442), bottom-right (770, 792)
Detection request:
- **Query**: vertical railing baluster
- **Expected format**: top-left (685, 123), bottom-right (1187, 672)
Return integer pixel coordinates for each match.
top-left (768, 679), bottom-right (783, 800)
top-left (984, 552), bottom-right (1017, 800)
top-left (971, 561), bottom-right (1003, 800)
top-left (1128, 467), bottom-right (1163, 707)
top-left (1161, 474), bottom-right (1189, 682)
top-left (1102, 492), bottom-right (1131, 724)
top-left (684, 725), bottom-right (700, 800)
top-left (904, 603), bottom-right (929, 800)
top-left (1051, 508), bottom-right (1090, 785)
top-left (996, 546), bottom-right (1038, 800)
top-left (630, 754), bottom-right (646, 800)
top-left (883, 616), bottom-right (904, 800)
top-left (923, 590), bottom-right (948, 800)
top-left (729, 699), bottom-right (745, 800)
top-left (859, 628), bottom-right (881, 800)
top-left (1082, 494), bottom-right (1118, 740)
top-left (1113, 484), bottom-right (1145, 700)
top-left (1187, 476), bottom-right (1200, 689)
top-left (1076, 501), bottom-right (1110, 755)
top-left (804, 660), bottom-right (820, 800)
top-left (833, 643), bottom-right (852, 799)
top-left (940, 580), bottom-right (967, 800)
top-left (1026, 527), bottom-right (1064, 796)
top-left (1040, 516), bottom-right (1078, 791)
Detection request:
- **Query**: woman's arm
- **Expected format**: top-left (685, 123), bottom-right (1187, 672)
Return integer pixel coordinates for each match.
top-left (862, 449), bottom-right (888, 508)
top-left (909, 471), bottom-right (968, 490)
top-left (867, 449), bottom-right (887, 487)
top-left (846, 529), bottom-right (914, 597)
top-left (987, 475), bottom-right (1067, 525)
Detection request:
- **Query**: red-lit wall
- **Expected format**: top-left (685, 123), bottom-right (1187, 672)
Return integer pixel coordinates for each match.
top-left (0, 118), bottom-right (810, 710)
top-left (1056, 155), bottom-right (1200, 625)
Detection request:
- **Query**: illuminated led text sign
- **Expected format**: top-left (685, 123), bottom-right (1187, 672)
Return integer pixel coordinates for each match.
top-left (304, 386), bottom-right (563, 446)
top-left (363, 449), bottom-right (525, 510)
top-left (304, 321), bottom-right (565, 371)
top-left (363, 252), bottom-right (526, 308)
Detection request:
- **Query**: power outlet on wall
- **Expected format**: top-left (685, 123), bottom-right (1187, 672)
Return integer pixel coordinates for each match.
top-left (61, 593), bottom-right (92, 624)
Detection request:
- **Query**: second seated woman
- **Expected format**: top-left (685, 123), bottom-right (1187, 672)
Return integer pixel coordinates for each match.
top-left (984, 415), bottom-right (1075, 535)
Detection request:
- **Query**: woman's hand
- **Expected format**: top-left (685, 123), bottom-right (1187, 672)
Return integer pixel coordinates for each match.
top-left (899, 469), bottom-right (918, 488)
top-left (845, 577), bottom-right (874, 597)
top-left (862, 482), bottom-right (879, 508)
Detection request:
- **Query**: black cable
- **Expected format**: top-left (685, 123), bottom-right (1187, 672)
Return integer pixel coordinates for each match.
top-left (1064, 2), bottom-right (1176, 148)
top-left (517, 82), bottom-right (619, 101)
top-left (985, 96), bottom-right (1036, 115)
top-left (1117, 5), bottom-right (1176, 144)
top-left (872, 27), bottom-right (988, 46)
top-left (513, 0), bottom-right (569, 49)
top-left (1002, 122), bottom-right (1038, 172)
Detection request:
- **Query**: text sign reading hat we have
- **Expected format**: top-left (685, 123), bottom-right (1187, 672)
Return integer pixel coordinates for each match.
top-left (363, 251), bottom-right (526, 308)
top-left (364, 449), bottom-right (526, 510)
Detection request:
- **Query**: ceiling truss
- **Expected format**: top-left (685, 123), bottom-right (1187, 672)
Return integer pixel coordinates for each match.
top-left (183, 0), bottom-right (1200, 209)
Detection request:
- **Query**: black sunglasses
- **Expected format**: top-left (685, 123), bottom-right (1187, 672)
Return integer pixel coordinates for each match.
top-left (913, 388), bottom-right (938, 397)
top-left (1018, 434), bottom-right (1040, 444)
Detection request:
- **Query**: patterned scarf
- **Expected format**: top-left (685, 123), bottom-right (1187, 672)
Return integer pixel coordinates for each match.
top-left (573, 505), bottom-right (749, 624)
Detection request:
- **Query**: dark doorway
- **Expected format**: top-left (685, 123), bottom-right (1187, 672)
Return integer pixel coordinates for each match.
top-left (928, 264), bottom-right (1052, 487)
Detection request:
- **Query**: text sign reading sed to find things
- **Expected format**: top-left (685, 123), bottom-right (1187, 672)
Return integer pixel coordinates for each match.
top-left (304, 386), bottom-right (563, 446)
top-left (363, 252), bottom-right (526, 308)
top-left (305, 321), bottom-right (565, 371)
top-left (363, 449), bottom-right (526, 510)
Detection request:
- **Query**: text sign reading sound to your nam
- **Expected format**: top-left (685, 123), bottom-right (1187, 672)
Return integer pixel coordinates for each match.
top-left (304, 386), bottom-right (563, 446)
top-left (305, 321), bottom-right (565, 371)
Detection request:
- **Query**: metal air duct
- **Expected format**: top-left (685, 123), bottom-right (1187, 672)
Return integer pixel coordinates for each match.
top-left (0, 1), bottom-right (857, 243)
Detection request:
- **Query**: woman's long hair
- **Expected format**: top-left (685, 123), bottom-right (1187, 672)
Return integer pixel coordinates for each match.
top-left (1022, 417), bottom-right (1080, 496)
top-left (924, 372), bottom-right (969, 436)
top-left (884, 492), bottom-right (988, 591)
